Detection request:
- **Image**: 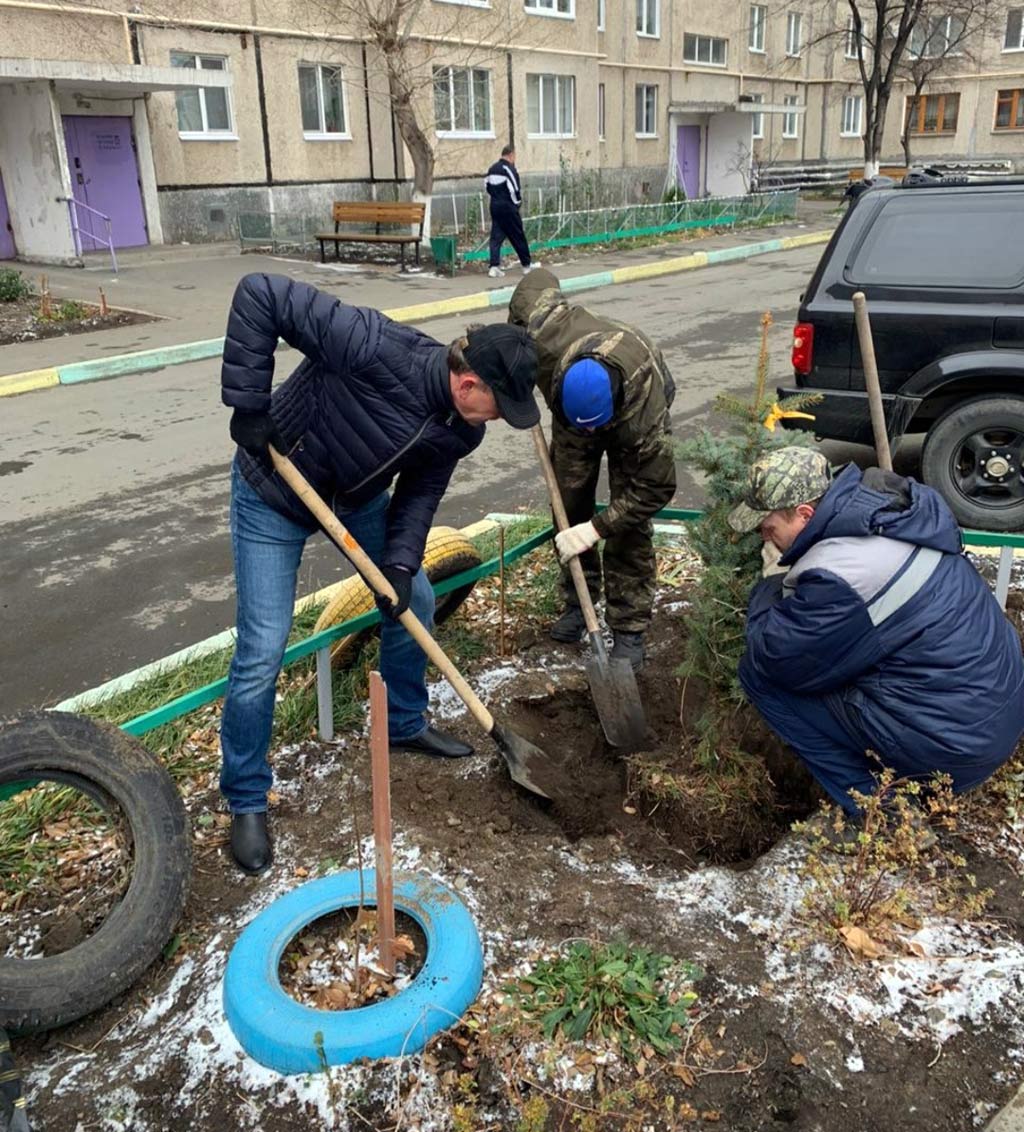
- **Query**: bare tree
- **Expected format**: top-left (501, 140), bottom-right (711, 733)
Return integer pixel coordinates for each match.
top-left (309, 0), bottom-right (531, 235)
top-left (896, 3), bottom-right (1001, 167)
top-left (801, 1), bottom-right (999, 177)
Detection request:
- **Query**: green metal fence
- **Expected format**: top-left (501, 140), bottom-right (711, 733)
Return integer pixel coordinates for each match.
top-left (461, 191), bottom-right (800, 262)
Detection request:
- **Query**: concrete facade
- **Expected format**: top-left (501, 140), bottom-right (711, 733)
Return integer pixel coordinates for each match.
top-left (0, 0), bottom-right (1023, 253)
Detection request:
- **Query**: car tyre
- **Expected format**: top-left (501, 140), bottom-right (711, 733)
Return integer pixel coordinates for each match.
top-left (921, 395), bottom-right (1024, 531)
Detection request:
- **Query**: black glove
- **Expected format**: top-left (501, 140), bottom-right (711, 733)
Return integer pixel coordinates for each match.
top-left (230, 409), bottom-right (281, 456)
top-left (375, 565), bottom-right (413, 621)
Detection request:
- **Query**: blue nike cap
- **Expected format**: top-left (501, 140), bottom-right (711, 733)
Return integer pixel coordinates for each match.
top-left (561, 358), bottom-right (614, 429)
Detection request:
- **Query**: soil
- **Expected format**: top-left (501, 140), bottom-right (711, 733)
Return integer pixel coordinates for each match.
top-left (0, 791), bottom-right (130, 960)
top-left (0, 295), bottom-right (156, 346)
top-left (11, 588), bottom-right (1024, 1131)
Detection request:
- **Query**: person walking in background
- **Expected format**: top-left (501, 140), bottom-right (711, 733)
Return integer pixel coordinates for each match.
top-left (485, 144), bottom-right (534, 279)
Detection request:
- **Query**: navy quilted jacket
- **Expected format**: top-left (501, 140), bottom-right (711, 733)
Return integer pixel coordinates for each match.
top-left (740, 465), bottom-right (1024, 777)
top-left (221, 273), bottom-right (484, 571)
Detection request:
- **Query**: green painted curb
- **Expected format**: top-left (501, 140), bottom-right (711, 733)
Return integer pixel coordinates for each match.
top-left (58, 337), bottom-right (224, 385)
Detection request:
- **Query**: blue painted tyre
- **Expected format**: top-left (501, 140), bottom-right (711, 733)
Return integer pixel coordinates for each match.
top-left (223, 870), bottom-right (483, 1074)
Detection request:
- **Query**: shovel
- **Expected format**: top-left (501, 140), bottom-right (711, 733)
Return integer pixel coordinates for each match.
top-left (530, 425), bottom-right (648, 750)
top-left (269, 447), bottom-right (552, 799)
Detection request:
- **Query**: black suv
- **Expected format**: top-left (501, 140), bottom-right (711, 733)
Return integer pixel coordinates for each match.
top-left (779, 179), bottom-right (1024, 530)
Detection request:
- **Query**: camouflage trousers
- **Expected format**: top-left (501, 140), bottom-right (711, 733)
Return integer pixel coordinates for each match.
top-left (549, 423), bottom-right (656, 633)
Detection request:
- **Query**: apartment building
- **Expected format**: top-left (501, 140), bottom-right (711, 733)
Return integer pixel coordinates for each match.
top-left (0, 0), bottom-right (1022, 262)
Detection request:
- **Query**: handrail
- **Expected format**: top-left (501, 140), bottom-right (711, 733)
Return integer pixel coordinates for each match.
top-left (58, 195), bottom-right (118, 274)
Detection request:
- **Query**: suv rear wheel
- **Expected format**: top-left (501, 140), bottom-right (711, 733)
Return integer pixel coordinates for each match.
top-left (921, 395), bottom-right (1024, 531)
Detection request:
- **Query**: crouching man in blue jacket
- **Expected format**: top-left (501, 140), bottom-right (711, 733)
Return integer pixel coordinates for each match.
top-left (731, 447), bottom-right (1024, 833)
top-left (220, 273), bottom-right (539, 873)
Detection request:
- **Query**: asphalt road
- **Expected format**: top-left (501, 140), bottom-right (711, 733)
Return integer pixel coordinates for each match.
top-left (3, 245), bottom-right (884, 711)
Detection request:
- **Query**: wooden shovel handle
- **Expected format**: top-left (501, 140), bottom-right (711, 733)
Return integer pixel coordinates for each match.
top-left (531, 424), bottom-right (601, 636)
top-left (269, 447), bottom-right (495, 733)
top-left (852, 292), bottom-right (894, 472)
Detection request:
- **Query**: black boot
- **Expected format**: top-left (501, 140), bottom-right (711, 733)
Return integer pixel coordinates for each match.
top-left (391, 726), bottom-right (474, 759)
top-left (611, 631), bottom-right (646, 673)
top-left (231, 812), bottom-right (273, 875)
top-left (549, 603), bottom-right (587, 643)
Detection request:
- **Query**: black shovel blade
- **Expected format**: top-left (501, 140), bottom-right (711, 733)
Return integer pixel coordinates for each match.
top-left (585, 646), bottom-right (648, 751)
top-left (490, 721), bottom-right (552, 799)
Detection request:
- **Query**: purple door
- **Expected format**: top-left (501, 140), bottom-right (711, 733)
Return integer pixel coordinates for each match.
top-left (0, 171), bottom-right (15, 260)
top-left (676, 125), bottom-right (701, 200)
top-left (62, 116), bottom-right (148, 250)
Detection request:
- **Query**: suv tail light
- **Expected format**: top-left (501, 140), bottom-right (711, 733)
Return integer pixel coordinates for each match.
top-left (792, 322), bottom-right (814, 376)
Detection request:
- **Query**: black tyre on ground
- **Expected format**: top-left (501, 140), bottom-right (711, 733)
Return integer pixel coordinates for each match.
top-left (921, 395), bottom-right (1024, 531)
top-left (0, 712), bottom-right (191, 1034)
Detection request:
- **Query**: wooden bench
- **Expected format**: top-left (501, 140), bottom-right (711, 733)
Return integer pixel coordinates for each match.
top-left (315, 201), bottom-right (426, 270)
top-left (847, 166), bottom-right (908, 181)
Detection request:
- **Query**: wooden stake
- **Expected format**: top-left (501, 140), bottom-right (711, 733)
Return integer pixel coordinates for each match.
top-left (369, 670), bottom-right (396, 975)
top-left (852, 292), bottom-right (894, 472)
top-left (498, 524), bottom-right (507, 658)
top-left (98, 287), bottom-right (109, 317)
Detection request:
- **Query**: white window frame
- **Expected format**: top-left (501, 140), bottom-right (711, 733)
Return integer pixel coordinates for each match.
top-left (635, 83), bottom-right (658, 137)
top-left (597, 0), bottom-right (605, 30)
top-left (749, 92), bottom-right (764, 139)
top-left (433, 66), bottom-right (494, 138)
top-left (749, 4), bottom-right (766, 53)
top-left (786, 11), bottom-right (803, 57)
top-left (909, 13), bottom-right (965, 59)
top-left (845, 15), bottom-right (859, 58)
top-left (598, 81), bottom-right (606, 139)
top-left (683, 33), bottom-right (728, 67)
top-left (526, 73), bottom-right (576, 138)
top-left (434, 0), bottom-right (491, 7)
top-left (524, 0), bottom-right (574, 20)
top-left (782, 93), bottom-right (800, 138)
top-left (170, 52), bottom-right (236, 140)
top-left (1004, 8), bottom-right (1024, 51)
top-left (636, 0), bottom-right (659, 38)
top-left (298, 63), bottom-right (351, 141)
top-left (841, 93), bottom-right (863, 137)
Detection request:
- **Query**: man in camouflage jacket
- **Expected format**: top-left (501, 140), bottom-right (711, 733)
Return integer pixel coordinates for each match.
top-left (509, 268), bottom-right (676, 669)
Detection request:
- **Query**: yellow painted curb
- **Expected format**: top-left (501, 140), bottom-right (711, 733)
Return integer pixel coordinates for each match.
top-left (383, 291), bottom-right (491, 324)
top-left (780, 231), bottom-right (834, 250)
top-left (971, 545), bottom-right (1024, 560)
top-left (612, 252), bottom-right (708, 285)
top-left (0, 368), bottom-right (60, 397)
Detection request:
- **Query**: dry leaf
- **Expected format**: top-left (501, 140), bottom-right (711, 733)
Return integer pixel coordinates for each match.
top-left (294, 866), bottom-right (309, 877)
top-left (790, 1053), bottom-right (808, 1067)
top-left (904, 939), bottom-right (928, 958)
top-left (716, 1023), bottom-right (726, 1039)
top-left (670, 1063), bottom-right (696, 1087)
top-left (702, 1111), bottom-right (722, 1122)
top-left (635, 1056), bottom-right (647, 1076)
top-left (623, 804), bottom-right (637, 815)
top-left (839, 924), bottom-right (885, 960)
top-left (392, 934), bottom-right (417, 958)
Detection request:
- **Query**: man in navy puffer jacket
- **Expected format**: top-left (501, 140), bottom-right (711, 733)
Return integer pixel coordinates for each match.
top-left (220, 273), bottom-right (539, 873)
top-left (732, 447), bottom-right (1024, 826)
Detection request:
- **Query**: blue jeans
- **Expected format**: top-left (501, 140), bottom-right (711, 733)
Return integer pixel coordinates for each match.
top-left (220, 462), bottom-right (435, 813)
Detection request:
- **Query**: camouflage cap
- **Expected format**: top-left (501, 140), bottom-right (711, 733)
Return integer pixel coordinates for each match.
top-left (727, 447), bottom-right (833, 533)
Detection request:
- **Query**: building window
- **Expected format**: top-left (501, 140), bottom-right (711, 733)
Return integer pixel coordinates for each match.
top-left (298, 64), bottom-right (348, 138)
top-left (749, 92), bottom-right (764, 139)
top-left (598, 0), bottom-right (605, 31)
top-left (782, 93), bottom-right (800, 138)
top-left (598, 82), bottom-right (606, 138)
top-left (1006, 8), bottom-right (1024, 50)
top-left (841, 93), bottom-right (863, 137)
top-left (635, 83), bottom-right (657, 136)
top-left (433, 66), bottom-right (492, 135)
top-left (995, 88), bottom-right (1024, 129)
top-left (785, 11), bottom-right (802, 56)
top-left (683, 33), bottom-right (728, 66)
top-left (905, 91), bottom-right (959, 134)
top-left (524, 0), bottom-right (573, 18)
top-left (526, 73), bottom-right (575, 136)
top-left (636, 0), bottom-right (658, 37)
top-left (845, 15), bottom-right (859, 58)
top-left (909, 14), bottom-right (965, 58)
top-left (749, 4), bottom-right (766, 52)
top-left (170, 52), bottom-right (233, 138)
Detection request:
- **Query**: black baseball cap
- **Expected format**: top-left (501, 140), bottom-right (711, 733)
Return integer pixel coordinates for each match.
top-left (463, 324), bottom-right (540, 429)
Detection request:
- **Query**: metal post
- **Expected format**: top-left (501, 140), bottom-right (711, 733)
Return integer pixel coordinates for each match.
top-left (995, 545), bottom-right (1014, 612)
top-left (106, 218), bottom-right (118, 274)
top-left (316, 646), bottom-right (334, 740)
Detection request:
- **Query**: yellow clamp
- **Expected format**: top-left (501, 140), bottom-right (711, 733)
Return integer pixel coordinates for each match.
top-left (763, 402), bottom-right (816, 432)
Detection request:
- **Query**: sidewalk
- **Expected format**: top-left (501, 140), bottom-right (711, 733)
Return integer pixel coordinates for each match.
top-left (0, 198), bottom-right (839, 388)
